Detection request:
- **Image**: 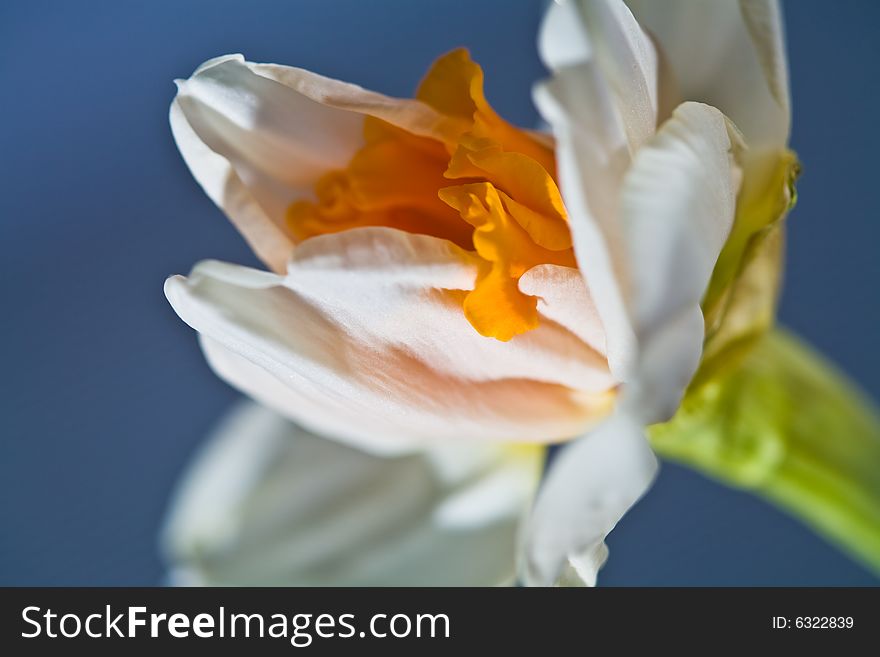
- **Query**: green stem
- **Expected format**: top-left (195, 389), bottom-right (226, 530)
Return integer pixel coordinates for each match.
top-left (650, 328), bottom-right (880, 574)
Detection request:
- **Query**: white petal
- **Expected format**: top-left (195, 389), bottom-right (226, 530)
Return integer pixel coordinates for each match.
top-left (172, 55), bottom-right (362, 271)
top-left (540, 0), bottom-right (658, 151)
top-left (162, 401), bottom-right (542, 586)
top-left (626, 0), bottom-right (790, 149)
top-left (533, 53), bottom-right (636, 382)
top-left (518, 264), bottom-right (607, 359)
top-left (165, 227), bottom-right (614, 452)
top-left (247, 61), bottom-right (453, 142)
top-left (197, 336), bottom-right (426, 455)
top-left (536, 0), bottom-right (660, 381)
top-left (619, 101), bottom-right (740, 421)
top-left (170, 98), bottom-right (294, 272)
top-left (172, 55), bottom-right (449, 272)
top-left (520, 411), bottom-right (658, 586)
top-left (539, 0), bottom-right (593, 68)
top-left (519, 103), bottom-right (738, 587)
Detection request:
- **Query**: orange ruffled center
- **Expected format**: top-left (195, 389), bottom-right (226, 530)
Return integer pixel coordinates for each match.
top-left (287, 49), bottom-right (575, 341)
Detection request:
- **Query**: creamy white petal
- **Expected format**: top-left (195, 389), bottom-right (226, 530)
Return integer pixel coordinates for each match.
top-left (522, 103), bottom-right (737, 584)
top-left (162, 401), bottom-right (543, 586)
top-left (539, 0), bottom-right (593, 68)
top-left (619, 101), bottom-right (739, 421)
top-left (739, 0), bottom-right (790, 113)
top-left (198, 336), bottom-right (426, 455)
top-left (247, 61), bottom-right (453, 142)
top-left (176, 55), bottom-right (364, 194)
top-left (626, 0), bottom-right (790, 149)
top-left (519, 264), bottom-right (607, 360)
top-left (574, 0), bottom-right (658, 149)
top-left (536, 1), bottom-right (660, 382)
top-left (534, 55), bottom-right (635, 381)
top-left (170, 97), bottom-right (295, 272)
top-left (173, 55), bottom-right (363, 271)
top-left (520, 411), bottom-right (658, 586)
top-left (540, 1), bottom-right (658, 151)
top-left (165, 228), bottom-right (614, 452)
top-left (172, 54), bottom-right (451, 272)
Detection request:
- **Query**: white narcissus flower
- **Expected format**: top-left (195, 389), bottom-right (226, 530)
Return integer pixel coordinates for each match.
top-left (164, 0), bottom-right (792, 586)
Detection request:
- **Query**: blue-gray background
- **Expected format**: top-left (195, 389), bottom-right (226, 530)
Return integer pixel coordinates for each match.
top-left (1, 0), bottom-right (878, 585)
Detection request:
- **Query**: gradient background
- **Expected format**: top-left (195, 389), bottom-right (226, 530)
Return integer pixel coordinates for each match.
top-left (2, 0), bottom-right (878, 585)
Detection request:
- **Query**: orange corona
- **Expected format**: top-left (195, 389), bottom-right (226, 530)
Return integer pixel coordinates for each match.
top-left (288, 49), bottom-right (575, 341)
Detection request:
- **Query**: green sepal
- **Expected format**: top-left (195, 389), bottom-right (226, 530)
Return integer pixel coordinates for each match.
top-left (650, 329), bottom-right (880, 574)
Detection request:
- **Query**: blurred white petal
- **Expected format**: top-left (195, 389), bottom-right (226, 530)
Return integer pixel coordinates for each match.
top-left (626, 0), bottom-right (790, 150)
top-left (165, 227), bottom-right (614, 453)
top-left (521, 412), bottom-right (657, 586)
top-left (162, 401), bottom-right (542, 586)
